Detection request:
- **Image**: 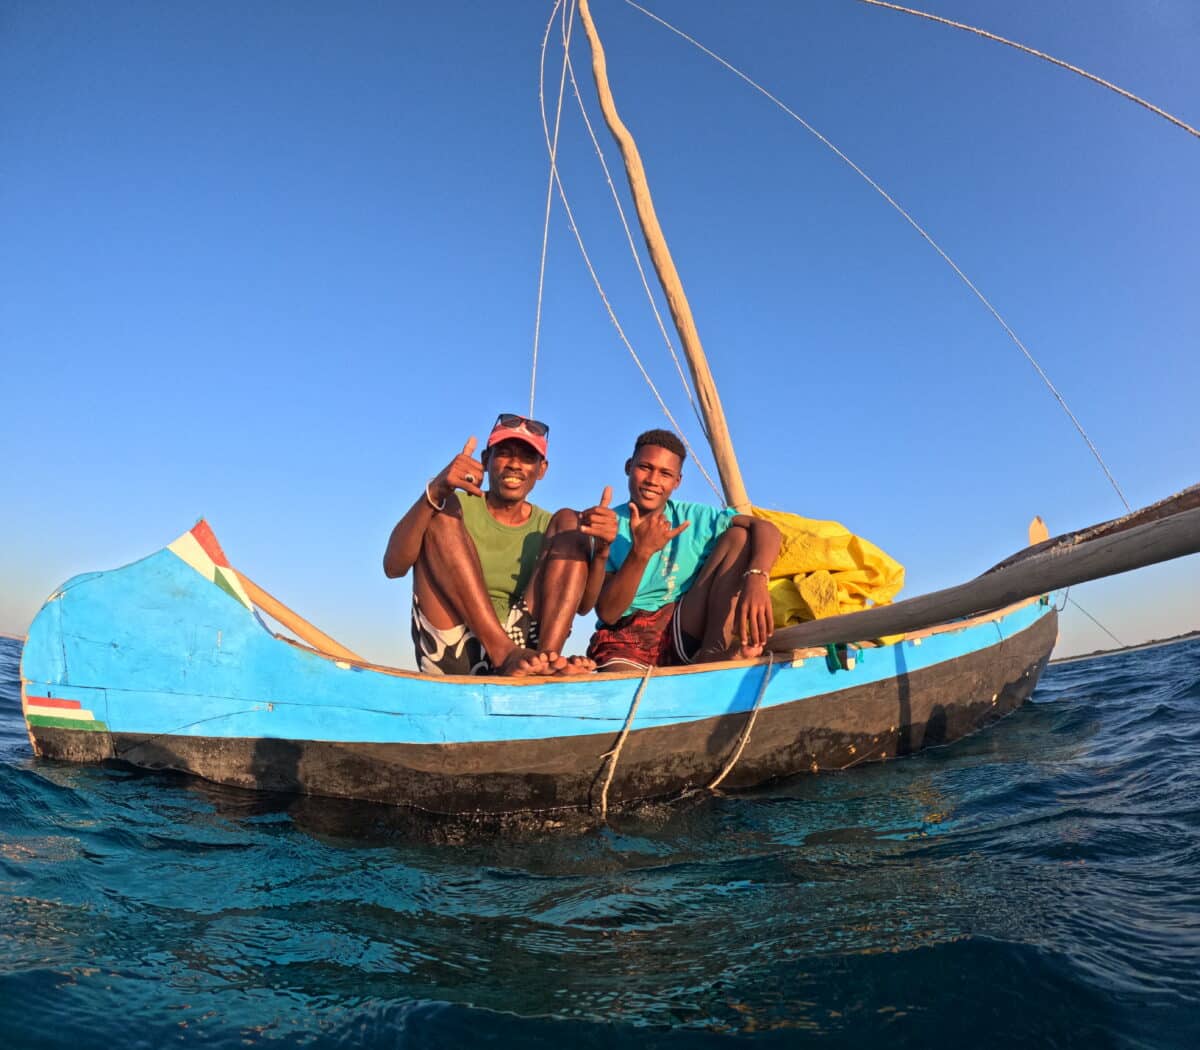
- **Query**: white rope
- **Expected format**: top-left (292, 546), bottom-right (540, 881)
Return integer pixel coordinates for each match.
top-left (858, 0), bottom-right (1200, 141)
top-left (707, 652), bottom-right (774, 790)
top-left (596, 664), bottom-right (653, 820)
top-left (530, 0), bottom-right (576, 417)
top-left (538, 3), bottom-right (724, 503)
top-left (562, 50), bottom-right (709, 440)
top-left (622, 0), bottom-right (1131, 512)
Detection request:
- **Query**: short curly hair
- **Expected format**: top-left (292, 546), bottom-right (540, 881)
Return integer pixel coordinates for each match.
top-left (633, 428), bottom-right (686, 463)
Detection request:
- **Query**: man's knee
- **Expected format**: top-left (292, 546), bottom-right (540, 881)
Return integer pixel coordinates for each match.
top-left (545, 508), bottom-right (589, 559)
top-left (416, 510), bottom-right (474, 576)
top-left (714, 524), bottom-right (749, 558)
top-left (693, 525), bottom-right (749, 584)
top-left (423, 506), bottom-right (466, 546)
top-left (548, 507), bottom-right (580, 533)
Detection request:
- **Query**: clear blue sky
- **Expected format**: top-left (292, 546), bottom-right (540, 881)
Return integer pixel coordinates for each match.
top-left (3, 1), bottom-right (1197, 663)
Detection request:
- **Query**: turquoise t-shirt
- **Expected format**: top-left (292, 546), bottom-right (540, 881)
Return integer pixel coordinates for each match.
top-left (603, 499), bottom-right (737, 620)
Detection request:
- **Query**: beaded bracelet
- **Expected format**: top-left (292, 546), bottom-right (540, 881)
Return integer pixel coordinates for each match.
top-left (743, 568), bottom-right (770, 580)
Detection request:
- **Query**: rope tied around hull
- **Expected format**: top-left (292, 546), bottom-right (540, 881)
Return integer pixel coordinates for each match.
top-left (595, 664), bottom-right (654, 820)
top-left (707, 653), bottom-right (774, 791)
top-left (595, 655), bottom-right (776, 818)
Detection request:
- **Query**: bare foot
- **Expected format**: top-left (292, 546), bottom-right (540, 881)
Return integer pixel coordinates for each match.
top-left (537, 650), bottom-right (569, 675)
top-left (554, 655), bottom-right (595, 676)
top-left (497, 647), bottom-right (552, 677)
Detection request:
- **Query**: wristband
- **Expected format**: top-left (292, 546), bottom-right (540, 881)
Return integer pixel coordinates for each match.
top-left (425, 480), bottom-right (447, 512)
top-left (743, 568), bottom-right (770, 580)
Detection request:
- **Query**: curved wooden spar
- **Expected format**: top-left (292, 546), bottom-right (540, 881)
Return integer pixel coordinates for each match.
top-left (577, 0), bottom-right (751, 511)
top-left (232, 569), bottom-right (365, 663)
top-left (769, 487), bottom-right (1200, 650)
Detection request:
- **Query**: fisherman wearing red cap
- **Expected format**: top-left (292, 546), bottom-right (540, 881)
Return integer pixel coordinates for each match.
top-left (384, 413), bottom-right (617, 676)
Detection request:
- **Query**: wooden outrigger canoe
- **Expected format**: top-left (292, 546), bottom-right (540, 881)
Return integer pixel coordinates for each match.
top-left (17, 485), bottom-right (1199, 817)
top-left (20, 521), bottom-right (1058, 817)
top-left (18, 5), bottom-right (1200, 820)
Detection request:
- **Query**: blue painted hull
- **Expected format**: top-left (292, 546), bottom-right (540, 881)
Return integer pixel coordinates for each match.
top-left (19, 537), bottom-right (1058, 815)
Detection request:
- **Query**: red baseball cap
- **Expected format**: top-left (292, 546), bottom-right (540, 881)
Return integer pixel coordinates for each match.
top-left (486, 413), bottom-right (549, 458)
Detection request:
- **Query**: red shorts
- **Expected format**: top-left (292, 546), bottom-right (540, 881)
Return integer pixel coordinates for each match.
top-left (587, 601), bottom-right (697, 672)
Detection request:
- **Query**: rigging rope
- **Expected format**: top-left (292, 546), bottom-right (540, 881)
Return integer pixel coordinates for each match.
top-left (622, 0), bottom-right (1132, 512)
top-left (537, 1), bottom-right (725, 503)
top-left (562, 50), bottom-right (709, 441)
top-left (857, 0), bottom-right (1200, 141)
top-left (529, 0), bottom-right (577, 417)
top-left (1068, 595), bottom-right (1127, 648)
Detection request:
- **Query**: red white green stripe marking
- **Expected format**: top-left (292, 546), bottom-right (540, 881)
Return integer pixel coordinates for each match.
top-left (167, 519), bottom-right (253, 611)
top-left (23, 694), bottom-right (108, 732)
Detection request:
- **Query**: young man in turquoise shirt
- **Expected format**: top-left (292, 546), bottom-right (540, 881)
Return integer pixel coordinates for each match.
top-left (588, 429), bottom-right (781, 671)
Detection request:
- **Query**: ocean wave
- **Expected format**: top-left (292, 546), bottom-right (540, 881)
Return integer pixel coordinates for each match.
top-left (1, 637), bottom-right (1198, 1046)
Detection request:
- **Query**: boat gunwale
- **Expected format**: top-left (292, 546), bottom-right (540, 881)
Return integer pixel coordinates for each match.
top-left (267, 595), bottom-right (1048, 685)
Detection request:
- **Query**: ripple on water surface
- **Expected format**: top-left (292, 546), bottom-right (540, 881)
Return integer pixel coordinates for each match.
top-left (1, 636), bottom-right (1198, 1048)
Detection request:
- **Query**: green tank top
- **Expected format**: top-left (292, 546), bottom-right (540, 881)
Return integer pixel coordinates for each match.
top-left (458, 493), bottom-right (552, 622)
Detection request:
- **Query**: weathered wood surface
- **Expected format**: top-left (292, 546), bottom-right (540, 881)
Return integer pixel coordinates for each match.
top-left (769, 489), bottom-right (1200, 650)
top-left (987, 483), bottom-right (1200, 573)
top-left (577, 0), bottom-right (751, 512)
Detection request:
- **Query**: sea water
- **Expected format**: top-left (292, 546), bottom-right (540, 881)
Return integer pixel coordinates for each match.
top-left (1, 634), bottom-right (1197, 1048)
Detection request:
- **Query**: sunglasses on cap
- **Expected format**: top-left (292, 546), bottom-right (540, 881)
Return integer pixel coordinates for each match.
top-left (494, 413), bottom-right (550, 437)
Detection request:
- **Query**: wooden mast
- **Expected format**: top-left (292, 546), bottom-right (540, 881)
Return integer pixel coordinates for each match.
top-left (576, 0), bottom-right (751, 512)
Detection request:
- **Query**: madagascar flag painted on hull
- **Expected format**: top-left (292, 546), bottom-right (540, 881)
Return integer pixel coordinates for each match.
top-left (22, 693), bottom-right (108, 732)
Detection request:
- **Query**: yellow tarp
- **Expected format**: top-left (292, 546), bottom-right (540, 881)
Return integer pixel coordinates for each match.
top-left (751, 506), bottom-right (905, 627)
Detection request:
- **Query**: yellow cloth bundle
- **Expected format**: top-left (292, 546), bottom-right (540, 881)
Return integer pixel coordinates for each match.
top-left (751, 506), bottom-right (905, 626)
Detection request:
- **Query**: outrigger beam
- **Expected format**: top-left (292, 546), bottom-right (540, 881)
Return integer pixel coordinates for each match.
top-left (577, 0), bottom-right (751, 511)
top-left (769, 485), bottom-right (1200, 650)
